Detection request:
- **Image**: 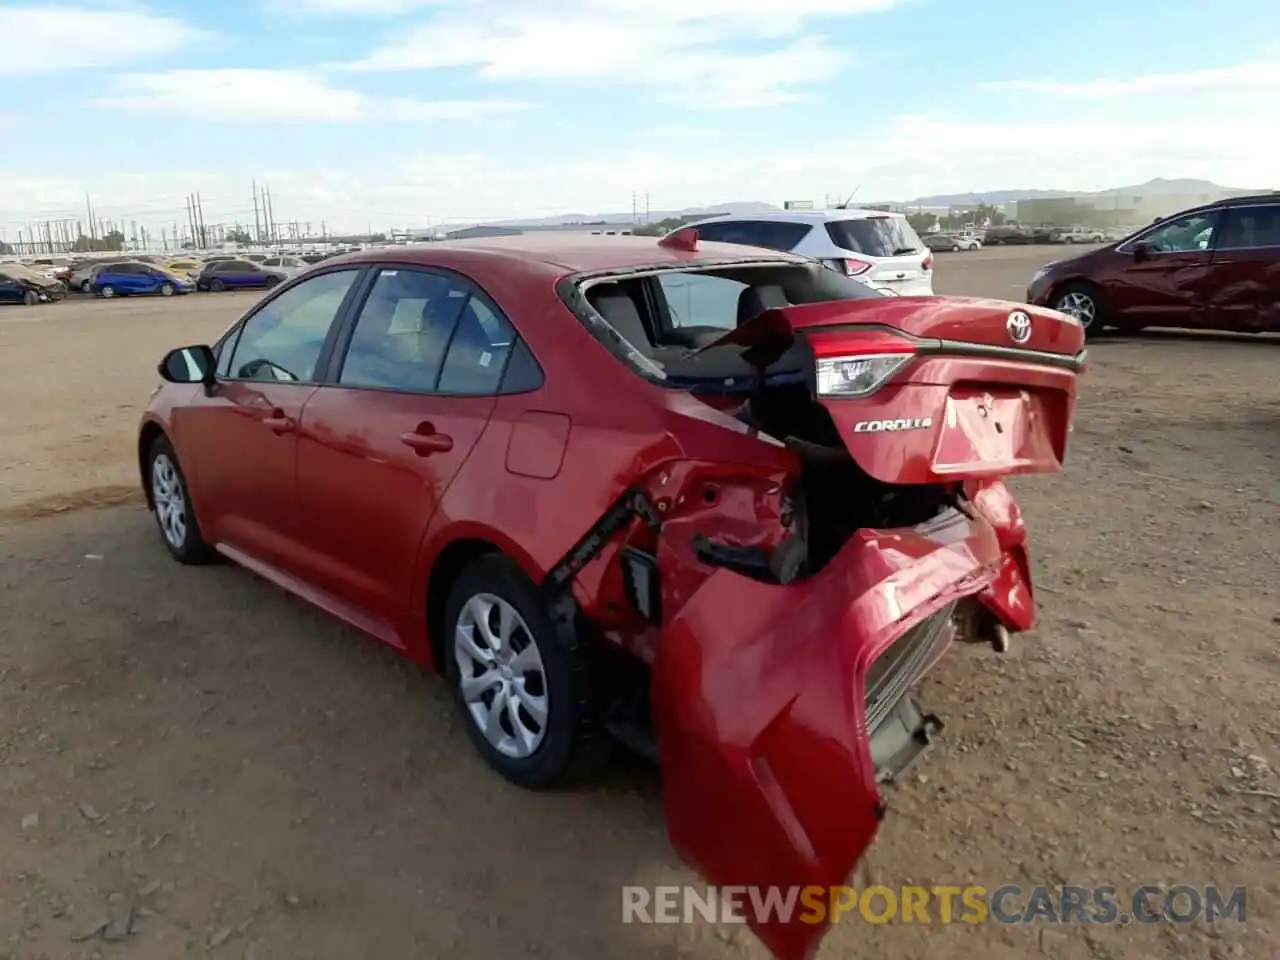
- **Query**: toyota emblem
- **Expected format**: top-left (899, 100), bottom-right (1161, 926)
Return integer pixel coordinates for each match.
top-left (1006, 309), bottom-right (1032, 344)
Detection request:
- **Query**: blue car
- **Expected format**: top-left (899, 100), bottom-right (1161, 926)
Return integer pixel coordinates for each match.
top-left (194, 258), bottom-right (288, 292)
top-left (93, 261), bottom-right (193, 298)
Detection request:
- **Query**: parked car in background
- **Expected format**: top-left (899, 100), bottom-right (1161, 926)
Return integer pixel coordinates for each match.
top-left (983, 225), bottom-right (1032, 245)
top-left (138, 232), bottom-right (1082, 960)
top-left (261, 255), bottom-right (309, 276)
top-left (69, 258), bottom-right (123, 291)
top-left (0, 263), bottom-right (67, 305)
top-left (923, 234), bottom-right (962, 252)
top-left (1027, 193), bottom-right (1280, 337)
top-left (677, 209), bottom-right (934, 295)
top-left (93, 261), bottom-right (194, 298)
top-left (164, 258), bottom-right (204, 280)
top-left (194, 258), bottom-right (288, 292)
top-left (956, 234), bottom-right (983, 250)
top-left (1060, 227), bottom-right (1106, 244)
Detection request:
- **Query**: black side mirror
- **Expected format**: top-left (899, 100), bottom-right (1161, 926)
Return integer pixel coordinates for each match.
top-left (1132, 241), bottom-right (1149, 263)
top-left (159, 344), bottom-right (216, 384)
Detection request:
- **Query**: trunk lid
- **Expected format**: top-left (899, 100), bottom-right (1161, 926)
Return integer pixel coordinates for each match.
top-left (686, 297), bottom-right (1085, 486)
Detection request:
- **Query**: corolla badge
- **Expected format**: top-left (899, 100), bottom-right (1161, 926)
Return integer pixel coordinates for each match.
top-left (1006, 309), bottom-right (1033, 344)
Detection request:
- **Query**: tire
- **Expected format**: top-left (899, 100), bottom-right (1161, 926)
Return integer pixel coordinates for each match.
top-left (22, 290), bottom-right (39, 306)
top-left (264, 276), bottom-right (281, 288)
top-left (209, 278), bottom-right (226, 292)
top-left (1051, 281), bottom-right (1107, 336)
top-left (147, 436), bottom-right (217, 564)
top-left (160, 282), bottom-right (175, 297)
top-left (80, 279), bottom-right (92, 292)
top-left (100, 285), bottom-right (116, 298)
top-left (444, 555), bottom-right (610, 789)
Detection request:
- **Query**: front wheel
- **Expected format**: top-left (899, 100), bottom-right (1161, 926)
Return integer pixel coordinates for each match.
top-left (264, 276), bottom-right (281, 288)
top-left (160, 282), bottom-right (175, 297)
top-left (80, 279), bottom-right (92, 292)
top-left (147, 436), bottom-right (216, 564)
top-left (209, 278), bottom-right (226, 292)
top-left (22, 290), bottom-right (39, 306)
top-left (100, 285), bottom-right (116, 298)
top-left (444, 556), bottom-right (610, 789)
top-left (1051, 281), bottom-right (1107, 335)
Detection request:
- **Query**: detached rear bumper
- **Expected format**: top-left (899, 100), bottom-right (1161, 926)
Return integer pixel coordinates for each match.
top-left (652, 507), bottom-right (1008, 960)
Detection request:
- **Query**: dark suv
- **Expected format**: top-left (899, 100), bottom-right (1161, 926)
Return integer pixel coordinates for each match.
top-left (1027, 194), bottom-right (1280, 337)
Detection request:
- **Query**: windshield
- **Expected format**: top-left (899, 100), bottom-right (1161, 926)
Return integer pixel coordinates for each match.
top-left (824, 216), bottom-right (923, 257)
top-left (569, 261), bottom-right (883, 388)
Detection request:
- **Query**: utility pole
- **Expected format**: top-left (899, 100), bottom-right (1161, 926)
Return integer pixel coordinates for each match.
top-left (265, 185), bottom-right (276, 245)
top-left (186, 195), bottom-right (196, 247)
top-left (252, 181), bottom-right (262, 243)
top-left (631, 191), bottom-right (637, 224)
top-left (644, 191), bottom-right (650, 223)
top-left (196, 193), bottom-right (208, 248)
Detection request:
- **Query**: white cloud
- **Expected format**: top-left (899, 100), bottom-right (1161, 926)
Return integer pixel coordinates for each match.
top-left (283, 0), bottom-right (452, 12)
top-left (95, 69), bottom-right (526, 122)
top-left (341, 0), bottom-right (896, 107)
top-left (5, 109), bottom-right (1277, 234)
top-left (980, 61), bottom-right (1280, 97)
top-left (0, 5), bottom-right (199, 75)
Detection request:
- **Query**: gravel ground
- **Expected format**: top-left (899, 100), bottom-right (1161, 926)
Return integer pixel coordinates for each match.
top-left (1, 246), bottom-right (1278, 960)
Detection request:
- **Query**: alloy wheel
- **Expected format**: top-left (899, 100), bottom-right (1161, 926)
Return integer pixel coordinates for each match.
top-left (1055, 291), bottom-right (1096, 327)
top-left (453, 593), bottom-right (548, 759)
top-left (151, 453), bottom-right (188, 549)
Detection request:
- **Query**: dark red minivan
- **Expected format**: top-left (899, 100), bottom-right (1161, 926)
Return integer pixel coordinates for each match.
top-left (1026, 193), bottom-right (1280, 337)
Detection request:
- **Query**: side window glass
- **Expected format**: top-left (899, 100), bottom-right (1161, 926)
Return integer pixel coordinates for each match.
top-left (656, 272), bottom-right (748, 329)
top-left (1142, 213), bottom-right (1218, 253)
top-left (226, 269), bottom-right (359, 382)
top-left (437, 294), bottom-right (517, 394)
top-left (1217, 206), bottom-right (1280, 250)
top-left (338, 269), bottom-right (470, 391)
top-left (760, 221), bottom-right (810, 251)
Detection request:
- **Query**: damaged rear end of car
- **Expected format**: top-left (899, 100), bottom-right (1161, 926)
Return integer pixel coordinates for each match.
top-left (549, 248), bottom-right (1085, 960)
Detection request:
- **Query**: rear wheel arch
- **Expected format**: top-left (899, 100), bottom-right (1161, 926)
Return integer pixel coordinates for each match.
top-left (426, 538), bottom-right (506, 672)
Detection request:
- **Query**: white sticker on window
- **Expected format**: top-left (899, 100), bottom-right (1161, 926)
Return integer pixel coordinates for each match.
top-left (479, 351), bottom-right (492, 367)
top-left (383, 271), bottom-right (397, 277)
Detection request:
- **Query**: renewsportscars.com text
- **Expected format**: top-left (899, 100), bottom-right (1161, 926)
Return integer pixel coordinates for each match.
top-left (622, 884), bottom-right (1247, 926)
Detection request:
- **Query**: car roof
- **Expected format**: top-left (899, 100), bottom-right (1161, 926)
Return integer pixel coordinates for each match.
top-left (322, 233), bottom-right (806, 277)
top-left (687, 208), bottom-right (908, 224)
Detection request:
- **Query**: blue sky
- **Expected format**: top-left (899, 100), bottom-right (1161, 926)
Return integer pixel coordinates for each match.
top-left (1, 0), bottom-right (1277, 234)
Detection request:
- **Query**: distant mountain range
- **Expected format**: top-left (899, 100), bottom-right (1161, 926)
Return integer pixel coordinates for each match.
top-left (896, 178), bottom-right (1267, 208)
top-left (430, 180), bottom-right (1263, 233)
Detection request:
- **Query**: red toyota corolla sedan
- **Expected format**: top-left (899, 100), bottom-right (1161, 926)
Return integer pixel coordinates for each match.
top-left (139, 232), bottom-right (1084, 960)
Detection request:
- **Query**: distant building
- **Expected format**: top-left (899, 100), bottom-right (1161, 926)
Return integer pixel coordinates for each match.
top-left (444, 225), bottom-right (524, 240)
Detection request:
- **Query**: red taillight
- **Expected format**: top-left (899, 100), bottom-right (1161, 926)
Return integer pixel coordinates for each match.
top-left (841, 258), bottom-right (872, 277)
top-left (922, 253), bottom-right (934, 272)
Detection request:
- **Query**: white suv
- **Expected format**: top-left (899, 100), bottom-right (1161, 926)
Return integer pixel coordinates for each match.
top-left (679, 209), bottom-right (935, 296)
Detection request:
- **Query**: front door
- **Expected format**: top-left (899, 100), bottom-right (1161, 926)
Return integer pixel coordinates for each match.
top-left (1206, 202), bottom-right (1280, 332)
top-left (296, 266), bottom-right (518, 638)
top-left (174, 268), bottom-right (365, 574)
top-left (1108, 210), bottom-right (1219, 328)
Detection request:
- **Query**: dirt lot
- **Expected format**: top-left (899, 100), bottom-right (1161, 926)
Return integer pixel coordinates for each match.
top-left (2, 246), bottom-right (1278, 960)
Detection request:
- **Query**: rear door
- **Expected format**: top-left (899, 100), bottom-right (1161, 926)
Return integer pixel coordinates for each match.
top-left (1108, 209), bottom-right (1219, 328)
top-left (295, 266), bottom-right (513, 636)
top-left (1206, 202), bottom-right (1280, 332)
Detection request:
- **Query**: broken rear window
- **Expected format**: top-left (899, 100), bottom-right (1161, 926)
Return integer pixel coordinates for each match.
top-left (565, 260), bottom-right (883, 388)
